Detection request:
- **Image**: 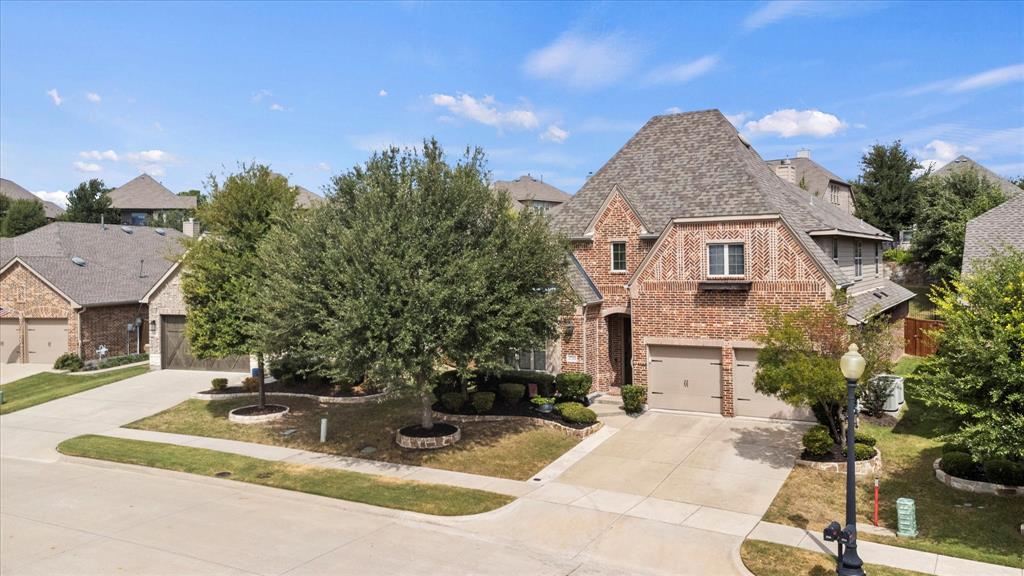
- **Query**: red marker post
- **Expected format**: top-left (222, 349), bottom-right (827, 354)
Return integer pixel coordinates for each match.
top-left (873, 477), bottom-right (880, 527)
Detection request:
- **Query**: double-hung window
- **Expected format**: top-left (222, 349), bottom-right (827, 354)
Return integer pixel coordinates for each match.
top-left (611, 242), bottom-right (627, 272)
top-left (854, 240), bottom-right (863, 278)
top-left (708, 243), bottom-right (745, 277)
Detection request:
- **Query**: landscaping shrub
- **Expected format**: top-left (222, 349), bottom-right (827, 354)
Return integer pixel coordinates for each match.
top-left (496, 370), bottom-right (556, 388)
top-left (531, 396), bottom-right (554, 407)
top-left (941, 451), bottom-right (978, 479)
top-left (210, 378), bottom-right (228, 391)
top-left (440, 392), bottom-right (465, 413)
top-left (854, 432), bottom-right (877, 447)
top-left (983, 459), bottom-right (1024, 486)
top-left (97, 353), bottom-right (148, 370)
top-left (883, 248), bottom-right (913, 265)
top-left (280, 374), bottom-right (296, 387)
top-left (471, 391), bottom-right (495, 413)
top-left (307, 373), bottom-right (325, 388)
top-left (621, 385), bottom-right (646, 414)
top-left (556, 402), bottom-right (597, 425)
top-left (802, 426), bottom-right (834, 457)
top-left (432, 370), bottom-right (462, 395)
top-left (942, 442), bottom-right (971, 455)
top-left (555, 372), bottom-right (592, 401)
top-left (53, 352), bottom-right (84, 371)
top-left (844, 443), bottom-right (877, 461)
top-left (241, 376), bottom-right (259, 392)
top-left (498, 383), bottom-right (526, 406)
top-left (858, 375), bottom-right (896, 418)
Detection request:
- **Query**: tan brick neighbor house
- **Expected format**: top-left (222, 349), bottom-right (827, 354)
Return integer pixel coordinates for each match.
top-left (0, 222), bottom-right (185, 365)
top-left (551, 110), bottom-right (914, 421)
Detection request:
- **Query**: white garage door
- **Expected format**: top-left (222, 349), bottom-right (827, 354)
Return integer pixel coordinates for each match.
top-left (1, 319), bottom-right (20, 363)
top-left (26, 318), bottom-right (69, 365)
top-left (647, 345), bottom-right (722, 414)
top-left (733, 348), bottom-right (814, 421)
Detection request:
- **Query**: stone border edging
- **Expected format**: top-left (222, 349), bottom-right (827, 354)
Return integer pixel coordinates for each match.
top-left (65, 360), bottom-right (150, 376)
top-left (933, 458), bottom-right (1024, 496)
top-left (795, 448), bottom-right (882, 476)
top-left (432, 409), bottom-right (604, 439)
top-left (192, 390), bottom-right (388, 404)
top-left (396, 425), bottom-right (461, 450)
top-left (228, 404), bottom-right (289, 424)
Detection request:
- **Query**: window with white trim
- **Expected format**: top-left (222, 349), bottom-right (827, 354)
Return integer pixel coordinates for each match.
top-left (831, 238), bottom-right (839, 265)
top-left (854, 240), bottom-right (863, 278)
top-left (708, 243), bottom-right (745, 277)
top-left (611, 242), bottom-right (627, 272)
top-left (829, 183), bottom-right (840, 206)
top-left (874, 242), bottom-right (879, 274)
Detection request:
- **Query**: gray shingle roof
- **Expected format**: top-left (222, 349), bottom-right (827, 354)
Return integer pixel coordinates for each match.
top-left (845, 278), bottom-right (916, 324)
top-left (550, 109), bottom-right (889, 287)
top-left (294, 185), bottom-right (325, 208)
top-left (108, 174), bottom-right (197, 211)
top-left (567, 254), bottom-right (602, 305)
top-left (493, 175), bottom-right (572, 204)
top-left (0, 222), bottom-right (185, 306)
top-left (931, 156), bottom-right (1021, 199)
top-left (962, 194), bottom-right (1024, 275)
top-left (765, 156), bottom-right (850, 198)
top-left (0, 177), bottom-right (65, 219)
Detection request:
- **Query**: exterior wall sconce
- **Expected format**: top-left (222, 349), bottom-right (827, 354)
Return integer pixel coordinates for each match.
top-left (563, 321), bottom-right (575, 340)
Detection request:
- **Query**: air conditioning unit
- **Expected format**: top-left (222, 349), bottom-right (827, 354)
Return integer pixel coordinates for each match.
top-left (869, 374), bottom-right (905, 413)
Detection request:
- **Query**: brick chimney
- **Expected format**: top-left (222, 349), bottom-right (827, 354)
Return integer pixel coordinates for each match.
top-left (182, 218), bottom-right (200, 238)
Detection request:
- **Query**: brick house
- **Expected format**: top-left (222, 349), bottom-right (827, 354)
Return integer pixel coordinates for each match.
top-left (551, 110), bottom-right (914, 420)
top-left (0, 222), bottom-right (184, 364)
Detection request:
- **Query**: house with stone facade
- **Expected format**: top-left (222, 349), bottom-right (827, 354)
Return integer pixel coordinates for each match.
top-left (550, 109), bottom-right (913, 421)
top-left (766, 151), bottom-right (855, 215)
top-left (0, 222), bottom-right (184, 364)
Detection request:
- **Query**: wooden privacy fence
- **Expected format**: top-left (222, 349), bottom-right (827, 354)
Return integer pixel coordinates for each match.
top-left (904, 318), bottom-right (943, 356)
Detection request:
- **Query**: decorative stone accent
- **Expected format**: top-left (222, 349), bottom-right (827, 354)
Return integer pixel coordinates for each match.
top-left (228, 404), bottom-right (289, 424)
top-left (796, 448), bottom-right (883, 476)
top-left (933, 458), bottom-right (1024, 496)
top-left (431, 410), bottom-right (604, 439)
top-left (193, 390), bottom-right (388, 404)
top-left (396, 425), bottom-right (460, 450)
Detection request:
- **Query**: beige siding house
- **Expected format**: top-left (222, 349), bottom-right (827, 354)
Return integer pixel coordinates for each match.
top-left (767, 151), bottom-right (856, 215)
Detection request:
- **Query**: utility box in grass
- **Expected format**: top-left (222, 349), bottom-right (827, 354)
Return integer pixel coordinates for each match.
top-left (897, 497), bottom-right (918, 537)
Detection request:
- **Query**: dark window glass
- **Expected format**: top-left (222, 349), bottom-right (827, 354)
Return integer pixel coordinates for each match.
top-left (708, 244), bottom-right (725, 275)
top-left (728, 244), bottom-right (745, 275)
top-left (611, 242), bottom-right (627, 271)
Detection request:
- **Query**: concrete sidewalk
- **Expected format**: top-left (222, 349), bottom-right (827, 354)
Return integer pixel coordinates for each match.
top-left (748, 521), bottom-right (1023, 576)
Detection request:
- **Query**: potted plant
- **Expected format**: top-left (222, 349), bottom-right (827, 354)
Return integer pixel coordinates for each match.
top-left (531, 396), bottom-right (555, 413)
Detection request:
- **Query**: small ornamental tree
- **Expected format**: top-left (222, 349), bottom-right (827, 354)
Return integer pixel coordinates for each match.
top-left (62, 179), bottom-right (118, 223)
top-left (257, 141), bottom-right (570, 430)
top-left (912, 249), bottom-right (1024, 461)
top-left (1, 199), bottom-right (47, 236)
top-left (180, 164), bottom-right (297, 409)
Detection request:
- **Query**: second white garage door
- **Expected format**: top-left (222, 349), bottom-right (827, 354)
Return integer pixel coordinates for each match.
top-left (647, 345), bottom-right (722, 414)
top-left (26, 318), bottom-right (69, 365)
top-left (733, 348), bottom-right (814, 421)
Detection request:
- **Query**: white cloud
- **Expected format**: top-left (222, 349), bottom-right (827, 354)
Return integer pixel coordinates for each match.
top-left (665, 107), bottom-right (683, 114)
top-left (316, 162), bottom-right (332, 172)
top-left (124, 149), bottom-right (175, 163)
top-left (430, 93), bottom-right (539, 130)
top-left (34, 189), bottom-right (68, 207)
top-left (915, 139), bottom-right (978, 173)
top-left (523, 31), bottom-right (641, 90)
top-left (905, 63), bottom-right (1024, 96)
top-left (47, 88), bottom-right (62, 106)
top-left (73, 161), bottom-right (101, 173)
top-left (742, 1), bottom-right (874, 31)
top-left (138, 164), bottom-right (166, 177)
top-left (349, 134), bottom-right (420, 153)
top-left (251, 89), bottom-right (272, 102)
top-left (646, 55), bottom-right (719, 85)
top-left (744, 109), bottom-right (846, 137)
top-left (79, 150), bottom-right (119, 161)
top-left (269, 103), bottom-right (286, 111)
top-left (540, 124), bottom-right (569, 143)
top-left (378, 89), bottom-right (388, 97)
top-left (85, 92), bottom-right (101, 103)
top-left (725, 112), bottom-right (750, 127)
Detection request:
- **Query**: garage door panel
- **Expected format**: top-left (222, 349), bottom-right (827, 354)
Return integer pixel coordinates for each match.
top-left (161, 315), bottom-right (248, 371)
top-left (1, 319), bottom-right (21, 363)
top-left (733, 348), bottom-right (814, 421)
top-left (26, 319), bottom-right (69, 365)
top-left (648, 345), bottom-right (722, 414)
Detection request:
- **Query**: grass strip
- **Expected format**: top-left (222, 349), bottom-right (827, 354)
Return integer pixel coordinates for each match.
top-left (57, 434), bottom-right (514, 516)
top-left (741, 540), bottom-right (928, 576)
top-left (0, 365), bottom-right (149, 415)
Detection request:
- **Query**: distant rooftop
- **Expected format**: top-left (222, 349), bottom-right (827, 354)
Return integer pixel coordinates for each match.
top-left (0, 177), bottom-right (65, 219)
top-left (493, 175), bottom-right (572, 204)
top-left (108, 173), bottom-right (197, 211)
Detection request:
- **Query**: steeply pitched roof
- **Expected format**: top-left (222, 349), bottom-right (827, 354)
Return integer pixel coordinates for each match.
top-left (0, 222), bottom-right (185, 306)
top-left (765, 156), bottom-right (850, 197)
top-left (845, 277), bottom-right (916, 324)
top-left (493, 175), bottom-right (572, 204)
top-left (931, 156), bottom-right (1021, 199)
top-left (962, 194), bottom-right (1024, 275)
top-left (108, 174), bottom-right (197, 211)
top-left (294, 185), bottom-right (326, 208)
top-left (0, 177), bottom-right (65, 219)
top-left (550, 109), bottom-right (889, 287)
top-left (567, 254), bottom-right (602, 305)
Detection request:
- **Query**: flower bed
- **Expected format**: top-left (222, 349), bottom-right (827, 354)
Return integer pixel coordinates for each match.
top-left (933, 458), bottom-right (1024, 496)
top-left (228, 404), bottom-right (289, 424)
top-left (432, 410), bottom-right (602, 439)
top-left (796, 448), bottom-right (882, 476)
top-left (396, 423), bottom-right (460, 450)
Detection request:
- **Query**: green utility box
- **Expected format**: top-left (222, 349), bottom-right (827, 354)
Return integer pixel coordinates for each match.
top-left (897, 497), bottom-right (918, 537)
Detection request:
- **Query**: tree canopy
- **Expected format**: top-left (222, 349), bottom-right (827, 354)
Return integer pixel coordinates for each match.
top-left (912, 169), bottom-right (1007, 280)
top-left (0, 198), bottom-right (47, 237)
top-left (257, 141), bottom-right (570, 429)
top-left (852, 141), bottom-right (921, 238)
top-left (61, 179), bottom-right (118, 223)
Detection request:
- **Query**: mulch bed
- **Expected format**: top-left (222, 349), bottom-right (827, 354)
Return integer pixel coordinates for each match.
top-left (201, 379), bottom-right (380, 398)
top-left (231, 404), bottom-right (288, 417)
top-left (432, 399), bottom-right (594, 430)
top-left (399, 423), bottom-right (459, 438)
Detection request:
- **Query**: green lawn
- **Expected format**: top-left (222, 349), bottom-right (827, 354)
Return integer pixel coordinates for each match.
top-left (0, 365), bottom-right (149, 415)
top-left (58, 435), bottom-right (512, 516)
top-left (741, 540), bottom-right (928, 576)
top-left (127, 394), bottom-right (581, 481)
top-left (763, 359), bottom-right (1024, 568)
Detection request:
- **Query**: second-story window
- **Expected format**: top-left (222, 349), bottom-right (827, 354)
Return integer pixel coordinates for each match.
top-left (829, 183), bottom-right (840, 206)
top-left (854, 240), bottom-right (863, 278)
top-left (874, 242), bottom-right (880, 274)
top-left (708, 243), bottom-right (745, 276)
top-left (611, 242), bottom-right (627, 272)
top-left (831, 238), bottom-right (839, 265)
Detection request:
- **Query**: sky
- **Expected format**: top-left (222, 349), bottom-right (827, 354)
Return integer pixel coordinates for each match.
top-left (1, 1), bottom-right (1022, 207)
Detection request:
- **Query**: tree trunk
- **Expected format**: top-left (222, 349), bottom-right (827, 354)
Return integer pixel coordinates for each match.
top-left (420, 391), bottom-right (434, 430)
top-left (257, 353), bottom-right (266, 410)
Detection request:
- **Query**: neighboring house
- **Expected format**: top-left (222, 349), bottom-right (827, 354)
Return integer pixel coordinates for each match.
top-left (0, 222), bottom-right (185, 364)
top-left (294, 185), bottom-right (326, 208)
top-left (766, 151), bottom-right (855, 215)
top-left (0, 177), bottom-right (64, 220)
top-left (549, 109), bottom-right (914, 421)
top-left (493, 174), bottom-right (572, 213)
top-left (962, 193), bottom-right (1024, 275)
top-left (930, 155), bottom-right (1021, 199)
top-left (108, 173), bottom-right (197, 226)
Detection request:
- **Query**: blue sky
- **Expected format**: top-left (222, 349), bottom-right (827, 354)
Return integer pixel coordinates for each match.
top-left (2, 1), bottom-right (1022, 206)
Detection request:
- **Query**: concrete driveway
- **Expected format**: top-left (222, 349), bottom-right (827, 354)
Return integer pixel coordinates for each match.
top-left (0, 363), bottom-right (53, 385)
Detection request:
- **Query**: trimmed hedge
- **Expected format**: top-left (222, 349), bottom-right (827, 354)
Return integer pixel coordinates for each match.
top-left (621, 385), bottom-right (646, 414)
top-left (241, 376), bottom-right (259, 392)
top-left (53, 353), bottom-right (84, 371)
top-left (942, 442), bottom-right (971, 455)
top-left (211, 378), bottom-right (228, 391)
top-left (498, 383), bottom-right (526, 406)
top-left (556, 402), bottom-right (597, 425)
top-left (802, 426), bottom-right (834, 457)
top-left (843, 443), bottom-right (877, 461)
top-left (983, 459), bottom-right (1024, 486)
top-left (941, 451), bottom-right (977, 479)
top-left (97, 353), bottom-right (148, 370)
top-left (555, 372), bottom-right (592, 401)
top-left (433, 369), bottom-right (555, 396)
top-left (854, 432), bottom-right (877, 447)
top-left (471, 392), bottom-right (495, 413)
top-left (441, 392), bottom-right (465, 413)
